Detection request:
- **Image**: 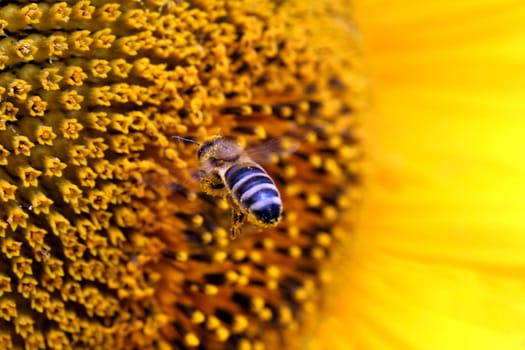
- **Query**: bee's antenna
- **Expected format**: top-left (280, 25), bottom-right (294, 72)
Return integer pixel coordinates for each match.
top-left (172, 136), bottom-right (201, 145)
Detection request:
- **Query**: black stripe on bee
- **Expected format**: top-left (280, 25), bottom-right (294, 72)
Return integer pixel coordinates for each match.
top-left (249, 198), bottom-right (281, 225)
top-left (225, 164), bottom-right (282, 225)
top-left (224, 164), bottom-right (265, 190)
top-left (234, 175), bottom-right (274, 202)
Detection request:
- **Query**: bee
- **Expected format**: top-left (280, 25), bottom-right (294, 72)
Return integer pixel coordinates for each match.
top-left (173, 135), bottom-right (283, 239)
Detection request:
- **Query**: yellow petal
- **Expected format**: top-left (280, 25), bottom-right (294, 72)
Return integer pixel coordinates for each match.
top-left (310, 1), bottom-right (525, 349)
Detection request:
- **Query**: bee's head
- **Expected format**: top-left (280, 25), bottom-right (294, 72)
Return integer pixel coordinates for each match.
top-left (197, 136), bottom-right (242, 167)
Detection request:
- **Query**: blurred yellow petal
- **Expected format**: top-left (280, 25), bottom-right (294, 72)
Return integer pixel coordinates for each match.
top-left (310, 1), bottom-right (525, 349)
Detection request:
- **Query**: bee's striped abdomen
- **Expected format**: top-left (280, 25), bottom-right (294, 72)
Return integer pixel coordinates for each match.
top-left (224, 163), bottom-right (282, 225)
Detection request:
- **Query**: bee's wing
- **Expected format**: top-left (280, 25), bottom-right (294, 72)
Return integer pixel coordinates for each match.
top-left (245, 137), bottom-right (301, 164)
top-left (142, 163), bottom-right (202, 201)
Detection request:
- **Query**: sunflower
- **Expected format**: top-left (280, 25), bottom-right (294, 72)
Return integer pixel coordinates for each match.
top-left (308, 1), bottom-right (525, 349)
top-left (0, 1), bottom-right (362, 349)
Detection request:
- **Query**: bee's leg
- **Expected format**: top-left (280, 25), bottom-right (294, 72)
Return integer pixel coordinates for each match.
top-left (200, 172), bottom-right (226, 197)
top-left (231, 208), bottom-right (246, 239)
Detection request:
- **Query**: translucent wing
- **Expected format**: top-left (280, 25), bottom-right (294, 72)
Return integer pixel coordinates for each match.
top-left (142, 163), bottom-right (201, 202)
top-left (245, 136), bottom-right (301, 164)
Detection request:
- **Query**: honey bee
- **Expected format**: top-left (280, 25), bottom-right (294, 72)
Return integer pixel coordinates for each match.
top-left (173, 135), bottom-right (283, 239)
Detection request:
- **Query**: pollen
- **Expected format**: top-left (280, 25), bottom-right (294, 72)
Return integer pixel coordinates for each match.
top-left (0, 0), bottom-right (362, 348)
